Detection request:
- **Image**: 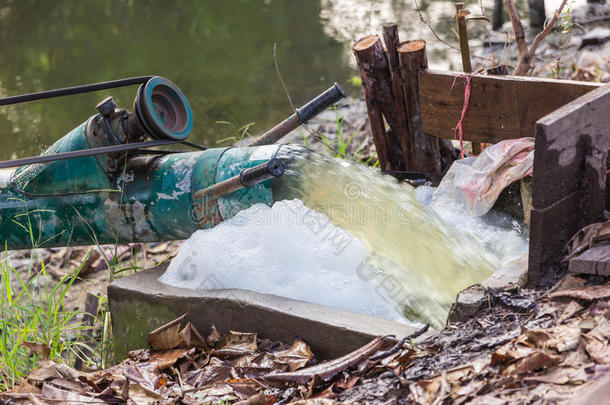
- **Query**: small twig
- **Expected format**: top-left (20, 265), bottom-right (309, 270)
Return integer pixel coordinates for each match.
top-left (369, 324), bottom-right (430, 361)
top-left (272, 43), bottom-right (342, 157)
top-left (413, 0), bottom-right (459, 52)
top-left (264, 337), bottom-right (385, 385)
top-left (273, 43), bottom-right (295, 112)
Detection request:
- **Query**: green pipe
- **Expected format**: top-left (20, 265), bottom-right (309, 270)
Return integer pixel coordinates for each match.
top-left (0, 75), bottom-right (344, 251)
top-left (0, 75), bottom-right (284, 250)
top-left (0, 143), bottom-right (283, 250)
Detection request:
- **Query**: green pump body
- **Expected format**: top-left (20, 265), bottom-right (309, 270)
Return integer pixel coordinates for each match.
top-left (0, 129), bottom-right (281, 249)
top-left (0, 78), bottom-right (281, 250)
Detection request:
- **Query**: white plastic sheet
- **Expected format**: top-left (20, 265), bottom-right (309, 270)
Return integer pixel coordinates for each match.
top-left (433, 138), bottom-right (535, 216)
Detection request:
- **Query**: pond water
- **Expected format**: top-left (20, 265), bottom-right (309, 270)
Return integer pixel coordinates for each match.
top-left (0, 0), bottom-right (506, 160)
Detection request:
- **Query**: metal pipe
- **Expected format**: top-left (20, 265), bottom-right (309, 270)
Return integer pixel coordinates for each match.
top-left (193, 158), bottom-right (284, 201)
top-left (0, 145), bottom-right (286, 250)
top-left (248, 83), bottom-right (346, 146)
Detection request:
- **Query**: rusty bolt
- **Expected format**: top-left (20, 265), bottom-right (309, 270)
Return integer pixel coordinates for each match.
top-left (96, 96), bottom-right (117, 117)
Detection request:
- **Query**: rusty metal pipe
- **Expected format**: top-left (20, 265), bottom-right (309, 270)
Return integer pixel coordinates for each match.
top-left (248, 83), bottom-right (346, 146)
top-left (193, 158), bottom-right (285, 201)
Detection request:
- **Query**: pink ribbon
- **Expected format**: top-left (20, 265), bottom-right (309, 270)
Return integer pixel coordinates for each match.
top-left (450, 74), bottom-right (472, 159)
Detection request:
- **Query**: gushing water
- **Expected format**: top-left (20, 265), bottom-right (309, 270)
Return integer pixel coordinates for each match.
top-left (271, 146), bottom-right (527, 326)
top-left (161, 146), bottom-right (528, 328)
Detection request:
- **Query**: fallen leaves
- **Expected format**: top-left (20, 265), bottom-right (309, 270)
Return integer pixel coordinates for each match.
top-left (3, 276), bottom-right (610, 404)
top-left (550, 282), bottom-right (610, 301)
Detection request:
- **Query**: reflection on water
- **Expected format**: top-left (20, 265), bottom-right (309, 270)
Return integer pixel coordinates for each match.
top-left (0, 0), bottom-right (495, 159)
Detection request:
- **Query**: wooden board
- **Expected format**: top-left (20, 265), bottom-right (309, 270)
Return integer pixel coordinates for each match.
top-left (528, 84), bottom-right (610, 285)
top-left (528, 190), bottom-right (581, 285)
top-left (533, 84), bottom-right (610, 207)
top-left (418, 70), bottom-right (602, 143)
top-left (569, 244), bottom-right (610, 276)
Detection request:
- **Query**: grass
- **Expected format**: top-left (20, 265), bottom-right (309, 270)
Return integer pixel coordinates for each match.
top-left (320, 107), bottom-right (380, 167)
top-left (0, 178), bottom-right (138, 390)
top-left (0, 249), bottom-right (95, 390)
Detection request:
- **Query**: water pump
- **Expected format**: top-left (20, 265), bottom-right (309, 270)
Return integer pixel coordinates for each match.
top-left (0, 76), bottom-right (344, 249)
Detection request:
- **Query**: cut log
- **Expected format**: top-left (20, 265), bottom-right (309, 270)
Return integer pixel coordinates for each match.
top-left (358, 66), bottom-right (391, 170)
top-left (398, 40), bottom-right (441, 174)
top-left (382, 23), bottom-right (413, 171)
top-left (353, 34), bottom-right (405, 171)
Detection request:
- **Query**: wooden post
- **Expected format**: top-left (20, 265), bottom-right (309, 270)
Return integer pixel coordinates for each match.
top-left (382, 23), bottom-right (414, 171)
top-left (358, 66), bottom-right (391, 170)
top-left (398, 40), bottom-right (441, 175)
top-left (353, 34), bottom-right (406, 171)
top-left (492, 0), bottom-right (504, 30)
top-left (455, 3), bottom-right (482, 156)
top-left (455, 3), bottom-right (472, 73)
top-left (529, 84), bottom-right (610, 286)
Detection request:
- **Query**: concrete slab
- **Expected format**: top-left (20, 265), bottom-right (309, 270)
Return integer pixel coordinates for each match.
top-left (108, 264), bottom-right (424, 361)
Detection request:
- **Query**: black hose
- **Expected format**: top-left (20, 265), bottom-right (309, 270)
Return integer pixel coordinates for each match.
top-left (0, 76), bottom-right (153, 106)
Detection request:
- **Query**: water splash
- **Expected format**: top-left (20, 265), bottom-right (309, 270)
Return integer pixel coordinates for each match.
top-left (272, 146), bottom-right (527, 326)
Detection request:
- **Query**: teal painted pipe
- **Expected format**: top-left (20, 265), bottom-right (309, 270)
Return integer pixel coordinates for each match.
top-left (0, 142), bottom-right (282, 250)
top-left (0, 75), bottom-right (284, 250)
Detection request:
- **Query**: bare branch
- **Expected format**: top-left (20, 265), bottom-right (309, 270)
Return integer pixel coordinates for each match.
top-left (504, 0), bottom-right (569, 75)
top-left (503, 0), bottom-right (528, 56)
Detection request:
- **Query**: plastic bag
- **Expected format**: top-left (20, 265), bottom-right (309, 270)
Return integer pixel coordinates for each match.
top-left (433, 138), bottom-right (534, 216)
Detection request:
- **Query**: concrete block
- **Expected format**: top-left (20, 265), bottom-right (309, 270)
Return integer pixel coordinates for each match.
top-left (108, 264), bottom-right (424, 361)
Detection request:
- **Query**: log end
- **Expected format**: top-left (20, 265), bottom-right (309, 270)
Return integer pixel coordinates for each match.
top-left (397, 39), bottom-right (426, 54)
top-left (352, 34), bottom-right (380, 51)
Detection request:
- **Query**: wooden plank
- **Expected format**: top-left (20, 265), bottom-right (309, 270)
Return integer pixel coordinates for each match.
top-left (528, 84), bottom-right (610, 286)
top-left (569, 244), bottom-right (610, 276)
top-left (418, 70), bottom-right (602, 143)
top-left (533, 84), bottom-right (610, 208)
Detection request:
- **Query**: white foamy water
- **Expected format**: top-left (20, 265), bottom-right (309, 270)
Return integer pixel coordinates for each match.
top-left (160, 147), bottom-right (529, 327)
top-left (159, 199), bottom-right (408, 323)
top-left (416, 185), bottom-right (529, 266)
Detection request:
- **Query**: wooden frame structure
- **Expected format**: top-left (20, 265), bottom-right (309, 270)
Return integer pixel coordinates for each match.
top-left (353, 33), bottom-right (608, 286)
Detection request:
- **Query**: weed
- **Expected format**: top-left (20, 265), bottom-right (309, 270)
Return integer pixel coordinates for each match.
top-left (0, 250), bottom-right (92, 390)
top-left (215, 121), bottom-right (256, 144)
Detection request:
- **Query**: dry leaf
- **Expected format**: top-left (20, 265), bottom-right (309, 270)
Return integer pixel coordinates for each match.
top-left (21, 342), bottom-right (50, 360)
top-left (179, 321), bottom-right (208, 348)
top-left (147, 314), bottom-right (186, 350)
top-left (505, 351), bottom-right (560, 376)
top-left (207, 324), bottom-right (221, 347)
top-left (218, 331), bottom-right (258, 352)
top-left (550, 283), bottom-right (610, 301)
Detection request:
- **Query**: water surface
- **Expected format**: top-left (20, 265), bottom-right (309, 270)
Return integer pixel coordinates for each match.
top-left (0, 0), bottom-right (498, 159)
